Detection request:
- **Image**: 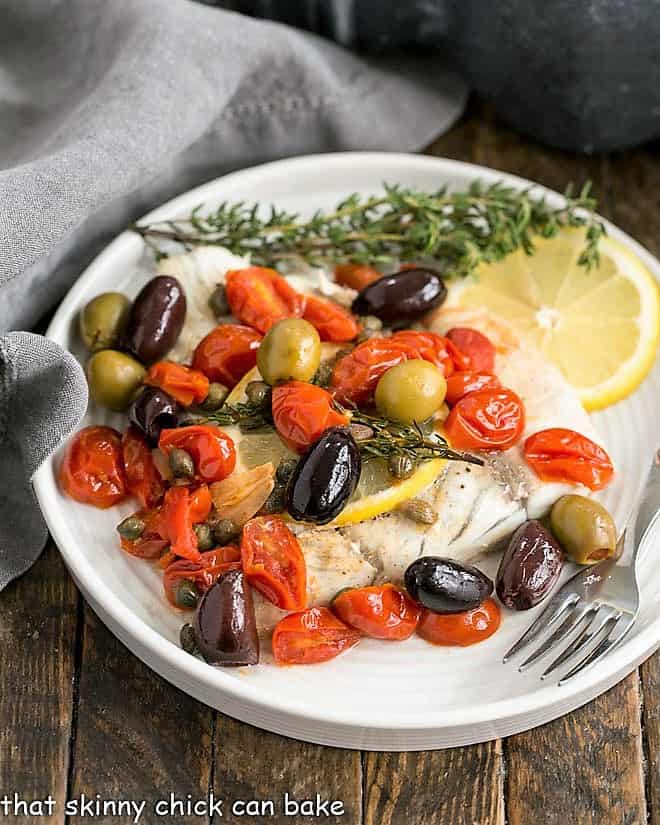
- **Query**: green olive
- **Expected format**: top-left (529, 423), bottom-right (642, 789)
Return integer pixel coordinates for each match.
top-left (374, 359), bottom-right (447, 424)
top-left (550, 495), bottom-right (617, 564)
top-left (257, 319), bottom-right (321, 385)
top-left (79, 292), bottom-right (131, 352)
top-left (86, 349), bottom-right (146, 411)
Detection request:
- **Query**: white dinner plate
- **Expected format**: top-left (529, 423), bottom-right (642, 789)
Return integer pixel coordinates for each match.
top-left (34, 153), bottom-right (660, 751)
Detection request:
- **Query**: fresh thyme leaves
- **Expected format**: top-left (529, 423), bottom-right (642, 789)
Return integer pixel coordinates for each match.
top-left (205, 400), bottom-right (271, 431)
top-left (131, 181), bottom-right (605, 275)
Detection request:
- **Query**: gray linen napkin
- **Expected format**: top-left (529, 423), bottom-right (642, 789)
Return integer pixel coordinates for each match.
top-left (0, 0), bottom-right (466, 589)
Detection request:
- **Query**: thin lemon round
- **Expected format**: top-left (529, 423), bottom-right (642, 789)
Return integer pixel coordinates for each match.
top-left (452, 229), bottom-right (660, 410)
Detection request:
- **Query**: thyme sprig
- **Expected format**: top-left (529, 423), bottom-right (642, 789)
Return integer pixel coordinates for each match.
top-left (131, 180), bottom-right (605, 274)
top-left (205, 400), bottom-right (271, 431)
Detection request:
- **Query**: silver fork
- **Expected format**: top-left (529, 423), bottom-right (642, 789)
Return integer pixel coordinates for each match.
top-left (503, 455), bottom-right (660, 685)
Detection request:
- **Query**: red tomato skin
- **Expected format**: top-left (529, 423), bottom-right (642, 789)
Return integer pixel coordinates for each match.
top-left (144, 361), bottom-right (210, 406)
top-left (302, 294), bottom-right (360, 342)
top-left (159, 425), bottom-right (236, 483)
top-left (121, 426), bottom-right (166, 509)
top-left (332, 584), bottom-right (421, 640)
top-left (334, 263), bottom-right (381, 291)
top-left (161, 486), bottom-right (201, 561)
top-left (524, 428), bottom-right (614, 490)
top-left (445, 371), bottom-right (501, 407)
top-left (417, 598), bottom-right (501, 646)
top-left (444, 388), bottom-right (525, 451)
top-left (192, 325), bottom-right (262, 388)
top-left (59, 426), bottom-right (127, 508)
top-left (225, 267), bottom-right (305, 334)
top-left (272, 381), bottom-right (349, 453)
top-left (163, 548), bottom-right (241, 607)
top-left (188, 484), bottom-right (213, 524)
top-left (272, 607), bottom-right (361, 665)
top-left (447, 327), bottom-right (496, 372)
top-left (241, 516), bottom-right (307, 610)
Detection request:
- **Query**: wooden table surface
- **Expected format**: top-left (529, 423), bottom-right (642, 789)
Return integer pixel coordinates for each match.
top-left (2, 99), bottom-right (659, 825)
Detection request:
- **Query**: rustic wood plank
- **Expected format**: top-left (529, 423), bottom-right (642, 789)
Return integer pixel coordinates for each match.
top-left (0, 541), bottom-right (78, 825)
top-left (67, 604), bottom-right (213, 825)
top-left (212, 714), bottom-right (362, 824)
top-left (642, 654), bottom-right (660, 825)
top-left (363, 741), bottom-right (504, 825)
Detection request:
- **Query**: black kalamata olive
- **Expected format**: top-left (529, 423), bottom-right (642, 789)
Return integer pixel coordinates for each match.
top-left (496, 520), bottom-right (565, 610)
top-left (122, 275), bottom-right (186, 364)
top-left (193, 570), bottom-right (259, 666)
top-left (351, 268), bottom-right (447, 323)
top-left (286, 427), bottom-right (360, 525)
top-left (404, 556), bottom-right (493, 614)
top-left (128, 386), bottom-right (180, 445)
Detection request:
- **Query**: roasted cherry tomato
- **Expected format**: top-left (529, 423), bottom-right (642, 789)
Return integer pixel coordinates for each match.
top-left (444, 388), bottom-right (525, 451)
top-left (59, 426), bottom-right (127, 508)
top-left (333, 263), bottom-right (381, 291)
top-left (332, 584), bottom-right (421, 640)
top-left (161, 486), bottom-right (202, 561)
top-left (119, 507), bottom-right (169, 560)
top-left (163, 548), bottom-right (241, 607)
top-left (192, 324), bottom-right (262, 388)
top-left (240, 516), bottom-right (306, 610)
top-left (225, 267), bottom-right (305, 334)
top-left (446, 327), bottom-right (496, 372)
top-left (524, 428), bottom-right (614, 490)
top-left (188, 484), bottom-right (213, 523)
top-left (272, 607), bottom-right (361, 665)
top-left (272, 381), bottom-right (349, 453)
top-left (417, 598), bottom-right (501, 646)
top-left (444, 371), bottom-right (501, 407)
top-left (302, 294), bottom-right (360, 342)
top-left (144, 361), bottom-right (209, 406)
top-left (390, 330), bottom-right (467, 374)
top-left (121, 426), bottom-right (166, 509)
top-left (159, 425), bottom-right (236, 483)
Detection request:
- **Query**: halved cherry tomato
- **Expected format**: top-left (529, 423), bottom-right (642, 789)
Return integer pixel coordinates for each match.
top-left (417, 598), bottom-right (501, 646)
top-left (159, 425), bottom-right (236, 483)
top-left (447, 327), bottom-right (496, 372)
top-left (59, 426), bottom-right (127, 508)
top-left (332, 584), bottom-right (421, 640)
top-left (144, 361), bottom-right (210, 406)
top-left (272, 607), bottom-right (361, 665)
top-left (334, 263), bottom-right (381, 291)
top-left (121, 426), bottom-right (166, 509)
top-left (161, 486), bottom-right (202, 561)
top-left (188, 484), bottom-right (213, 523)
top-left (444, 388), bottom-right (525, 451)
top-left (240, 516), bottom-right (306, 610)
top-left (225, 266), bottom-right (305, 334)
top-left (444, 371), bottom-right (501, 407)
top-left (390, 330), bottom-right (466, 374)
top-left (272, 381), bottom-right (349, 453)
top-left (192, 324), bottom-right (262, 388)
top-left (524, 428), bottom-right (614, 490)
top-left (163, 548), bottom-right (241, 607)
top-left (120, 507), bottom-right (169, 560)
top-left (302, 294), bottom-right (360, 342)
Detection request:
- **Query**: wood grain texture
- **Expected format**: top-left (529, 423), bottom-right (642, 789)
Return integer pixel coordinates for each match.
top-left (0, 542), bottom-right (78, 825)
top-left (212, 714), bottom-right (362, 824)
top-left (363, 741), bottom-right (504, 825)
top-left (67, 605), bottom-right (213, 825)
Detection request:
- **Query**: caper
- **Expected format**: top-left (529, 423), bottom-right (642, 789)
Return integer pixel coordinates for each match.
top-left (179, 623), bottom-right (198, 655)
top-left (178, 411), bottom-right (207, 427)
top-left (194, 523), bottom-right (215, 552)
top-left (550, 495), bottom-right (617, 564)
top-left (348, 423), bottom-right (374, 442)
top-left (245, 380), bottom-right (272, 407)
top-left (259, 483), bottom-right (287, 515)
top-left (86, 349), bottom-right (146, 411)
top-left (209, 515), bottom-right (239, 546)
top-left (389, 452), bottom-right (416, 479)
top-left (257, 318), bottom-right (321, 385)
top-left (359, 315), bottom-right (383, 332)
top-left (200, 382), bottom-right (229, 412)
top-left (375, 360), bottom-right (447, 425)
top-left (116, 514), bottom-right (145, 541)
top-left (276, 458), bottom-right (299, 485)
top-left (174, 579), bottom-right (200, 609)
top-left (400, 498), bottom-right (438, 525)
top-left (169, 447), bottom-right (195, 479)
top-left (208, 284), bottom-right (229, 317)
top-left (79, 292), bottom-right (131, 352)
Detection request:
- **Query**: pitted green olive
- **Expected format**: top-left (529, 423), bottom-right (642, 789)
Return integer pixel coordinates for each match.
top-left (375, 360), bottom-right (447, 424)
top-left (257, 319), bottom-right (321, 385)
top-left (550, 495), bottom-right (617, 564)
top-left (79, 292), bottom-right (130, 352)
top-left (86, 350), bottom-right (146, 411)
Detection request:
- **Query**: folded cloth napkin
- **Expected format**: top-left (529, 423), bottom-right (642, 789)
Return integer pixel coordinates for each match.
top-left (0, 0), bottom-right (466, 589)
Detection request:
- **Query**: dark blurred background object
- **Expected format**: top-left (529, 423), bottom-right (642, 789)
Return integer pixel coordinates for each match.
top-left (211, 0), bottom-right (660, 153)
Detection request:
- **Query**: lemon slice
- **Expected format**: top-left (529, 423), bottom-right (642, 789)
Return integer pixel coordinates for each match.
top-left (452, 229), bottom-right (660, 410)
